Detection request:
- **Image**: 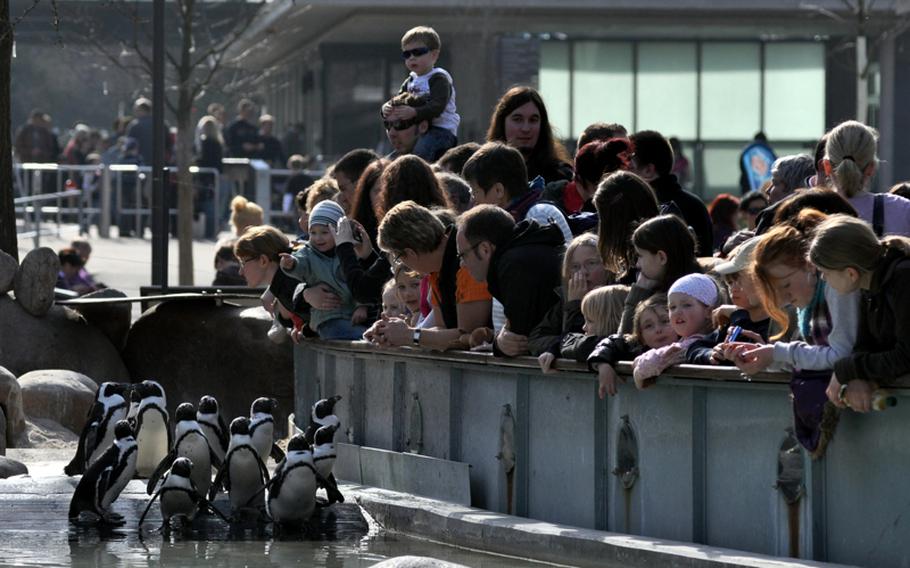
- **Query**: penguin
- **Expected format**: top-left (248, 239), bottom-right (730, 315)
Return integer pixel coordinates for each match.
top-left (68, 420), bottom-right (138, 526)
top-left (127, 389), bottom-right (140, 429)
top-left (146, 403), bottom-right (221, 499)
top-left (266, 434), bottom-right (319, 525)
top-left (209, 417), bottom-right (270, 517)
top-left (312, 424), bottom-right (344, 505)
top-left (134, 380), bottom-right (171, 478)
top-left (196, 395), bottom-right (229, 462)
top-left (139, 457), bottom-right (229, 532)
top-left (65, 382), bottom-right (131, 476)
top-left (304, 395), bottom-right (342, 445)
top-left (249, 397), bottom-right (286, 464)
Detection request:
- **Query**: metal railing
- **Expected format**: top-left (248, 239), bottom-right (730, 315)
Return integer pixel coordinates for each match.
top-left (14, 188), bottom-right (83, 248)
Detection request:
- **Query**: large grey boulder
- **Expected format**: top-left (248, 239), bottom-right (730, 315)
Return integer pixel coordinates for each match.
top-left (0, 456), bottom-right (28, 478)
top-left (0, 297), bottom-right (129, 380)
top-left (0, 250), bottom-right (16, 295)
top-left (68, 288), bottom-right (132, 351)
top-left (0, 366), bottom-right (26, 449)
top-left (19, 370), bottom-right (97, 434)
top-left (13, 247), bottom-right (59, 317)
top-left (123, 299), bottom-right (293, 436)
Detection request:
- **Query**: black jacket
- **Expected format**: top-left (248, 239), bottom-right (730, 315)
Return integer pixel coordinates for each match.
top-left (336, 243), bottom-right (390, 306)
top-left (587, 334), bottom-right (644, 371)
top-left (649, 174), bottom-right (714, 256)
top-left (528, 288), bottom-right (583, 356)
top-left (686, 309), bottom-right (772, 365)
top-left (488, 220), bottom-right (564, 354)
top-left (834, 247), bottom-right (910, 385)
top-left (560, 332), bottom-right (602, 363)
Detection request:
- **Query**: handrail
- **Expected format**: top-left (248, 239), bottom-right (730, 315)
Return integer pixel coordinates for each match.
top-left (303, 339), bottom-right (910, 389)
top-left (13, 189), bottom-right (82, 205)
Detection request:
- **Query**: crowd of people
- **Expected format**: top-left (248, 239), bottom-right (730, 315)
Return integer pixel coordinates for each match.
top-left (42, 26), bottom-right (910, 460)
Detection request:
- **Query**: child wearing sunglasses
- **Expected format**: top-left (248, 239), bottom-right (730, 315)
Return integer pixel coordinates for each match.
top-left (381, 26), bottom-right (459, 162)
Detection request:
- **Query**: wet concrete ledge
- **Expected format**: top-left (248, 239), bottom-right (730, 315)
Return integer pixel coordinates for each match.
top-left (352, 485), bottom-right (854, 568)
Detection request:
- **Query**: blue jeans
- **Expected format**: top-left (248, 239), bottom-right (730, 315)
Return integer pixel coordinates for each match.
top-left (413, 126), bottom-right (457, 162)
top-left (317, 318), bottom-right (368, 340)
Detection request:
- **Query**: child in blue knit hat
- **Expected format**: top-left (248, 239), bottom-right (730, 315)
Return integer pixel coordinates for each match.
top-left (280, 199), bottom-right (369, 340)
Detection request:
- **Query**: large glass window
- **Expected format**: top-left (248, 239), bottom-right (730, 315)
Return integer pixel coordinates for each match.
top-left (571, 42), bottom-right (634, 139)
top-left (764, 43), bottom-right (825, 141)
top-left (700, 43), bottom-right (761, 140)
top-left (636, 42), bottom-right (697, 140)
top-left (539, 42), bottom-right (571, 138)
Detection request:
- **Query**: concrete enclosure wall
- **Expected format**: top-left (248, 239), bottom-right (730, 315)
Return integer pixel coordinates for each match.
top-left (294, 341), bottom-right (910, 567)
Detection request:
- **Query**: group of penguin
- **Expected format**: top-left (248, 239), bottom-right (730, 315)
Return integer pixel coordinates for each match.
top-left (66, 379), bottom-right (345, 531)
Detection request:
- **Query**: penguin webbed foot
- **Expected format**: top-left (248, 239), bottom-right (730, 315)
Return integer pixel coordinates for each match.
top-left (70, 511), bottom-right (102, 527)
top-left (104, 511), bottom-right (125, 523)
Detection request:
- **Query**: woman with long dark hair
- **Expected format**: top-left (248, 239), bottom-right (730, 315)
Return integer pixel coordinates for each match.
top-left (486, 86), bottom-right (572, 184)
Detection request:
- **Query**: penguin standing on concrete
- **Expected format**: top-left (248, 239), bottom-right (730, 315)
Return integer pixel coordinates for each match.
top-left (146, 402), bottom-right (220, 499)
top-left (134, 380), bottom-right (171, 478)
top-left (304, 395), bottom-right (342, 445)
top-left (197, 395), bottom-right (228, 462)
top-left (249, 397), bottom-right (286, 464)
top-left (65, 382), bottom-right (132, 476)
top-left (266, 434), bottom-right (320, 525)
top-left (139, 457), bottom-right (229, 532)
top-left (313, 424), bottom-right (344, 505)
top-left (69, 420), bottom-right (138, 526)
top-left (209, 417), bottom-right (270, 517)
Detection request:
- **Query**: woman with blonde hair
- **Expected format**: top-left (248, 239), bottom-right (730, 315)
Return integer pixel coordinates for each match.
top-left (808, 214), bottom-right (910, 412)
top-left (824, 120), bottom-right (910, 236)
top-left (229, 195), bottom-right (264, 236)
top-left (728, 210), bottom-right (859, 458)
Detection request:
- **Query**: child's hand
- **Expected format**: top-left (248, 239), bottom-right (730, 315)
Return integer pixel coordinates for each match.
top-left (597, 363), bottom-right (624, 399)
top-left (659, 344), bottom-right (685, 368)
top-left (538, 353), bottom-right (557, 374)
top-left (333, 217), bottom-right (357, 246)
top-left (469, 327), bottom-right (494, 348)
top-left (712, 305), bottom-right (736, 328)
top-left (303, 284), bottom-right (342, 310)
top-left (351, 305), bottom-right (368, 325)
top-left (566, 271), bottom-right (587, 302)
top-left (279, 253), bottom-right (296, 271)
top-left (726, 328), bottom-right (764, 344)
top-left (381, 102), bottom-right (393, 118)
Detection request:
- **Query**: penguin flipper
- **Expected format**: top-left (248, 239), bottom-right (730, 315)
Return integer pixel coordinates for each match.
top-left (322, 473), bottom-right (345, 504)
top-left (198, 494), bottom-right (231, 524)
top-left (65, 403), bottom-right (104, 476)
top-left (217, 415), bottom-right (229, 453)
top-left (303, 424), bottom-right (316, 446)
top-left (270, 443), bottom-right (286, 463)
top-left (138, 486), bottom-right (163, 526)
top-left (209, 459), bottom-right (228, 502)
top-left (146, 450), bottom-right (176, 495)
top-left (243, 475), bottom-right (276, 509)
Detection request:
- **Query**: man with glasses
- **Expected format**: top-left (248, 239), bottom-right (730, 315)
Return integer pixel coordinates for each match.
top-left (365, 201), bottom-right (491, 351)
top-left (384, 115), bottom-right (428, 160)
top-left (456, 205), bottom-right (564, 358)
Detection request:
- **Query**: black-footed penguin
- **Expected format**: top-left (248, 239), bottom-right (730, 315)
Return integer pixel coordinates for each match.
top-left (134, 380), bottom-right (171, 478)
top-left (147, 403), bottom-right (220, 499)
top-left (68, 420), bottom-right (138, 526)
top-left (249, 397), bottom-right (286, 463)
top-left (313, 424), bottom-right (344, 504)
top-left (65, 382), bottom-right (132, 476)
top-left (267, 434), bottom-right (319, 524)
top-left (197, 395), bottom-right (229, 462)
top-left (304, 395), bottom-right (342, 445)
top-left (139, 457), bottom-right (229, 531)
top-left (209, 417), bottom-right (270, 516)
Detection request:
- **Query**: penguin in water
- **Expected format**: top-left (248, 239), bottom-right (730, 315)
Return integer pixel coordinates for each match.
top-left (65, 382), bottom-right (132, 476)
top-left (134, 380), bottom-right (171, 478)
top-left (304, 395), bottom-right (342, 445)
top-left (209, 417), bottom-right (270, 518)
top-left (139, 457), bottom-right (229, 532)
top-left (249, 397), bottom-right (286, 464)
top-left (266, 434), bottom-right (321, 525)
top-left (312, 424), bottom-right (345, 505)
top-left (69, 420), bottom-right (138, 526)
top-left (146, 402), bottom-right (221, 499)
top-left (196, 395), bottom-right (228, 462)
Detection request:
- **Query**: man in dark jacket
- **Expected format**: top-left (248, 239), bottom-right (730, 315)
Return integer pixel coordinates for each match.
top-left (457, 204), bottom-right (564, 357)
top-left (629, 130), bottom-right (713, 256)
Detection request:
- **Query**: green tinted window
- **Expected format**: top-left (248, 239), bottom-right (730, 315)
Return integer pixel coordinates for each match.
top-left (572, 42), bottom-right (634, 139)
top-left (539, 42), bottom-right (571, 138)
top-left (764, 43), bottom-right (825, 141)
top-left (636, 42), bottom-right (697, 139)
top-left (700, 43), bottom-right (761, 140)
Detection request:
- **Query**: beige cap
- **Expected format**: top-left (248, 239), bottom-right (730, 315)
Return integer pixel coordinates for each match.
top-left (714, 237), bottom-right (760, 275)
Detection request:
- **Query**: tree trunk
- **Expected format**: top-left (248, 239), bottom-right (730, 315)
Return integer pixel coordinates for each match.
top-left (0, 0), bottom-right (17, 261)
top-left (176, 109), bottom-right (194, 285)
top-left (856, 34), bottom-right (869, 123)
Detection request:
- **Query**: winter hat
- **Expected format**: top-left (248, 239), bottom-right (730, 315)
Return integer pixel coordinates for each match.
top-left (668, 273), bottom-right (718, 307)
top-left (308, 200), bottom-right (344, 230)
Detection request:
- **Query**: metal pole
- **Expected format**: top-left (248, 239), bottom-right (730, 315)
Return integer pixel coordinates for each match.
top-left (151, 0), bottom-right (168, 291)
